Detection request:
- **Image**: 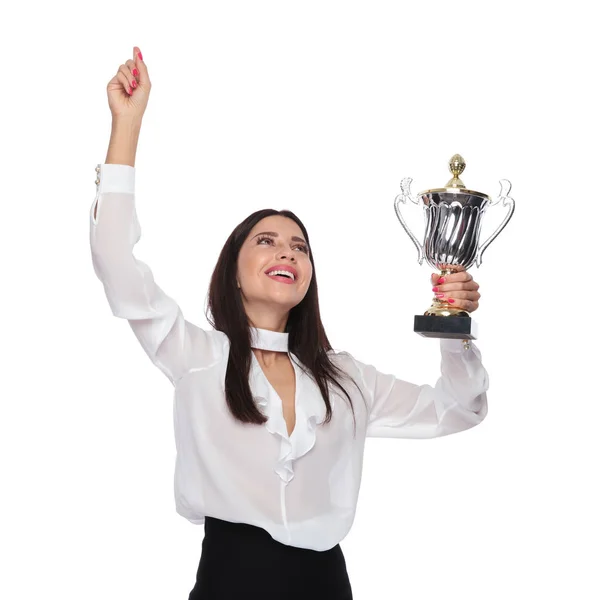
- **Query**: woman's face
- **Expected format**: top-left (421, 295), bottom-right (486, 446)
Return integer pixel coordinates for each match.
top-left (236, 215), bottom-right (313, 317)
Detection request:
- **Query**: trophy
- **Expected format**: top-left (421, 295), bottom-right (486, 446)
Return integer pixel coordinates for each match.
top-left (394, 154), bottom-right (515, 341)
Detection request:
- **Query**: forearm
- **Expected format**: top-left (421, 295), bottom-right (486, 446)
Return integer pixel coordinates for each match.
top-left (439, 339), bottom-right (489, 412)
top-left (89, 163), bottom-right (195, 385)
top-left (105, 117), bottom-right (143, 167)
top-left (363, 340), bottom-right (489, 439)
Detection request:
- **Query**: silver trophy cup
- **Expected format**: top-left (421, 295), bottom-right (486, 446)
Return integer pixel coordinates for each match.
top-left (394, 154), bottom-right (515, 340)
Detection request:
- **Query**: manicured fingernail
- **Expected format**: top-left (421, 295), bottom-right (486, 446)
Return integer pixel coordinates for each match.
top-left (128, 86), bottom-right (133, 95)
top-left (138, 51), bottom-right (143, 60)
top-left (432, 286), bottom-right (439, 292)
top-left (435, 293), bottom-right (445, 298)
top-left (447, 298), bottom-right (455, 303)
top-left (131, 80), bottom-right (137, 88)
top-left (133, 68), bottom-right (139, 77)
top-left (438, 277), bottom-right (446, 284)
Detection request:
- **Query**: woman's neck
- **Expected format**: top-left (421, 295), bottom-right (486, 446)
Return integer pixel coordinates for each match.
top-left (252, 348), bottom-right (288, 368)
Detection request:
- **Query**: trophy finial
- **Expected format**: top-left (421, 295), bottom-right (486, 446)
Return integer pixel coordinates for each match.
top-left (446, 153), bottom-right (466, 188)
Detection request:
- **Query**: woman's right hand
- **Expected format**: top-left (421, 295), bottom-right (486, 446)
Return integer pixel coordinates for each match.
top-left (106, 46), bottom-right (151, 121)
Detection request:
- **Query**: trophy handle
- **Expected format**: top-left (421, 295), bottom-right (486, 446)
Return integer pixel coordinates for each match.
top-left (394, 177), bottom-right (425, 265)
top-left (475, 179), bottom-right (515, 267)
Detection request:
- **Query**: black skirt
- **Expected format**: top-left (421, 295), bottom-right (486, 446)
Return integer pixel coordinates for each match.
top-left (188, 517), bottom-right (353, 599)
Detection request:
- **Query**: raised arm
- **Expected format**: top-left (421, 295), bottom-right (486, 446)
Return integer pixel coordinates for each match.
top-left (90, 47), bottom-right (220, 385)
top-left (349, 339), bottom-right (489, 439)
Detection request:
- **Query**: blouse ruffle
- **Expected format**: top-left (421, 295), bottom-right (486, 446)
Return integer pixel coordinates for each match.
top-left (251, 353), bottom-right (327, 484)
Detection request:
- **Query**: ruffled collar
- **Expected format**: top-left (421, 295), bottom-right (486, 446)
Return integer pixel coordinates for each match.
top-left (248, 327), bottom-right (327, 484)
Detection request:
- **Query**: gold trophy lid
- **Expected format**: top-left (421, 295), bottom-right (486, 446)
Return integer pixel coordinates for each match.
top-left (418, 154), bottom-right (489, 199)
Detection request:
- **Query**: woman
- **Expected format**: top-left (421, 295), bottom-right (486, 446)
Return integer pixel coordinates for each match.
top-left (90, 46), bottom-right (488, 600)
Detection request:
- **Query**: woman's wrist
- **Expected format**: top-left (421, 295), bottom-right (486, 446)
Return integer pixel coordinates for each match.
top-left (105, 117), bottom-right (143, 167)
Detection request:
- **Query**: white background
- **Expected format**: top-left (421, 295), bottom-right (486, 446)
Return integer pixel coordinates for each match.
top-left (1, 1), bottom-right (598, 598)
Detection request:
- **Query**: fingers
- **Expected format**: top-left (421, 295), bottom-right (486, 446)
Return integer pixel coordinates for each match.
top-left (125, 59), bottom-right (140, 89)
top-left (435, 289), bottom-right (481, 301)
top-left (433, 280), bottom-right (479, 293)
top-left (116, 51), bottom-right (147, 97)
top-left (116, 69), bottom-right (133, 96)
top-left (441, 270), bottom-right (472, 283)
top-left (430, 270), bottom-right (480, 313)
top-left (433, 290), bottom-right (480, 312)
top-left (431, 271), bottom-right (476, 288)
top-left (118, 64), bottom-right (137, 95)
top-left (430, 270), bottom-right (472, 284)
top-left (445, 297), bottom-right (479, 312)
top-left (133, 45), bottom-right (150, 87)
top-left (433, 284), bottom-right (480, 301)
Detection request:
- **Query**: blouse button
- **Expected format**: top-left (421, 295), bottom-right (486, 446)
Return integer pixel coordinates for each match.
top-left (95, 164), bottom-right (100, 186)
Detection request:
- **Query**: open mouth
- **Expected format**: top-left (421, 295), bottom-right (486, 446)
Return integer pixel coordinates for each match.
top-left (266, 272), bottom-right (296, 284)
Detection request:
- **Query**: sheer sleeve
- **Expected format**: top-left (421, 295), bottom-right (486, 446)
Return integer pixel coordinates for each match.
top-left (348, 339), bottom-right (489, 439)
top-left (89, 163), bottom-right (220, 385)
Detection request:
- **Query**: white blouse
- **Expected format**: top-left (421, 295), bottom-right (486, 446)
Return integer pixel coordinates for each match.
top-left (89, 163), bottom-right (489, 552)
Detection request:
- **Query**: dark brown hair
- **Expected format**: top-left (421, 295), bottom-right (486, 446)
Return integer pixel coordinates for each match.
top-left (205, 208), bottom-right (364, 432)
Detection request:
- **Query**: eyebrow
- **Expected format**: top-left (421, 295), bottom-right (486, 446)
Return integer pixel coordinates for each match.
top-left (251, 231), bottom-right (308, 245)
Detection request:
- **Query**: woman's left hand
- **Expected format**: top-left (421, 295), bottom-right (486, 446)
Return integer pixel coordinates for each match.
top-left (431, 268), bottom-right (481, 313)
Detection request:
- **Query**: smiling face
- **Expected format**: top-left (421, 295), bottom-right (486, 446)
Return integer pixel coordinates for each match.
top-left (236, 215), bottom-right (313, 327)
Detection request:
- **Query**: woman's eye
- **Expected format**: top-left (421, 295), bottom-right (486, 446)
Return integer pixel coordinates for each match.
top-left (257, 237), bottom-right (308, 254)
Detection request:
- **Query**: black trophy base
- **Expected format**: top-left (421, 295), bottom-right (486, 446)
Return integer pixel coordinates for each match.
top-left (414, 315), bottom-right (478, 340)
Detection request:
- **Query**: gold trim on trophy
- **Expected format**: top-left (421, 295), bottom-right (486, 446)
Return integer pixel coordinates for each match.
top-left (418, 154), bottom-right (490, 199)
top-left (445, 153), bottom-right (466, 188)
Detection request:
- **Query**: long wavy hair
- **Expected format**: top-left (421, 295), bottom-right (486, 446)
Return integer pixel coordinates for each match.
top-left (205, 208), bottom-right (365, 433)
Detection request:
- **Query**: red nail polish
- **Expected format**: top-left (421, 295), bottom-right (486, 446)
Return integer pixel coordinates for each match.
top-left (448, 298), bottom-right (455, 303)
top-left (133, 68), bottom-right (139, 76)
top-left (435, 293), bottom-right (444, 298)
top-left (138, 51), bottom-right (143, 60)
top-left (131, 80), bottom-right (137, 88)
top-left (438, 277), bottom-right (446, 284)
top-left (128, 86), bottom-right (132, 95)
top-left (432, 286), bottom-right (439, 292)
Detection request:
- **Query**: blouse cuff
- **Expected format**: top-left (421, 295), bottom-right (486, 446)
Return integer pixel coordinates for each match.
top-left (95, 163), bottom-right (135, 195)
top-left (440, 338), bottom-right (473, 353)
